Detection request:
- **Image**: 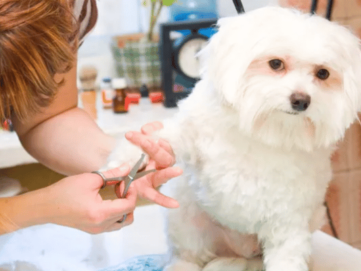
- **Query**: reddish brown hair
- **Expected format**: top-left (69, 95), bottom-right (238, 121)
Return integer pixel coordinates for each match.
top-left (0, 0), bottom-right (78, 121)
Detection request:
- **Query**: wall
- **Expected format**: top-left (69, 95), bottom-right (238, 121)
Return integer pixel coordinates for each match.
top-left (89, 0), bottom-right (273, 37)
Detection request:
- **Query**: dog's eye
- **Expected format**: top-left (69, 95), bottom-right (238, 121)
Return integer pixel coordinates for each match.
top-left (316, 69), bottom-right (330, 80)
top-left (269, 59), bottom-right (284, 71)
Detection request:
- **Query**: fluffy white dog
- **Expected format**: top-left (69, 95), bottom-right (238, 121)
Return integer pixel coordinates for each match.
top-left (107, 6), bottom-right (361, 271)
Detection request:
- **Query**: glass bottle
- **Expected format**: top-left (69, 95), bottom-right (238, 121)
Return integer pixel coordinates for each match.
top-left (112, 78), bottom-right (128, 113)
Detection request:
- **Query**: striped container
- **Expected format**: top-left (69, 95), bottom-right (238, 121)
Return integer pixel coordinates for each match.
top-left (111, 34), bottom-right (161, 91)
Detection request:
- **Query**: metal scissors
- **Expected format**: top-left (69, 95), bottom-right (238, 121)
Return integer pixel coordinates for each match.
top-left (92, 154), bottom-right (156, 223)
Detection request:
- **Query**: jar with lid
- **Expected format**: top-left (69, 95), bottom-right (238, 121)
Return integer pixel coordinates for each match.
top-left (112, 78), bottom-right (129, 113)
top-left (101, 77), bottom-right (114, 109)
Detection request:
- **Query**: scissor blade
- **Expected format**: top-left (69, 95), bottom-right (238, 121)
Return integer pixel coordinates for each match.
top-left (121, 154), bottom-right (148, 198)
top-left (104, 169), bottom-right (156, 183)
top-left (129, 154), bottom-right (146, 179)
top-left (134, 169), bottom-right (157, 180)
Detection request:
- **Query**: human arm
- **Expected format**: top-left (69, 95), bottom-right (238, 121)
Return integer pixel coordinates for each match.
top-left (0, 166), bottom-right (136, 236)
top-left (12, 57), bottom-right (116, 176)
top-left (12, 53), bottom-right (182, 208)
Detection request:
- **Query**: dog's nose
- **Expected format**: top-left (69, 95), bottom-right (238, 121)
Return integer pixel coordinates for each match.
top-left (290, 93), bottom-right (311, 111)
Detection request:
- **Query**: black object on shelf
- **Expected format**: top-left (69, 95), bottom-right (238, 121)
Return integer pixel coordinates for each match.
top-left (159, 19), bottom-right (217, 108)
top-left (140, 84), bottom-right (149, 97)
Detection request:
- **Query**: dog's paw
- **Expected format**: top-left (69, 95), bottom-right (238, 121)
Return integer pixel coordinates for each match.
top-left (203, 257), bottom-right (264, 271)
top-left (101, 135), bottom-right (148, 171)
top-left (164, 259), bottom-right (202, 271)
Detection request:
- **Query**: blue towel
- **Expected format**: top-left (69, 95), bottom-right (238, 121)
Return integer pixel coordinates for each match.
top-left (99, 255), bottom-right (167, 271)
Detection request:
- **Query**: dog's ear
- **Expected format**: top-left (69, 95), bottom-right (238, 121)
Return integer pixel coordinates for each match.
top-left (216, 17), bottom-right (235, 28)
top-left (197, 17), bottom-right (236, 78)
top-left (200, 13), bottom-right (263, 107)
top-left (339, 37), bottom-right (361, 118)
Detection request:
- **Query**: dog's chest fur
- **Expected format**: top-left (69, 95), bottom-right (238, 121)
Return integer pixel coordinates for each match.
top-left (193, 130), bottom-right (330, 231)
top-left (164, 90), bottom-right (333, 235)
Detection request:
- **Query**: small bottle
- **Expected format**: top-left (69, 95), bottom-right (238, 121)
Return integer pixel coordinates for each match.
top-left (101, 77), bottom-right (114, 109)
top-left (112, 78), bottom-right (129, 113)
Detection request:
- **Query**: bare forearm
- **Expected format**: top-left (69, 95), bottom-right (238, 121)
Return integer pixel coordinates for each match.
top-left (0, 189), bottom-right (50, 235)
top-left (18, 108), bottom-right (116, 175)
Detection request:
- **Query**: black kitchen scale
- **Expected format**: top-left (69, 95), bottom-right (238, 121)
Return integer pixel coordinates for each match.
top-left (159, 0), bottom-right (333, 108)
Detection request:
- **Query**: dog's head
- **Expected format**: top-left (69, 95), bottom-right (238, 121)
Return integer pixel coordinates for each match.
top-left (201, 7), bottom-right (361, 151)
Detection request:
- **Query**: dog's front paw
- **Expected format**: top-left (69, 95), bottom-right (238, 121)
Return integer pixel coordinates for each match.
top-left (101, 135), bottom-right (148, 171)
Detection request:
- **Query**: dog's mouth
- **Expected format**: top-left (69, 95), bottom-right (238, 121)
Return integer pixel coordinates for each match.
top-left (283, 111), bottom-right (299, 115)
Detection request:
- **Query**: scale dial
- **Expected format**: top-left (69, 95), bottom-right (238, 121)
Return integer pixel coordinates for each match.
top-left (173, 34), bottom-right (208, 82)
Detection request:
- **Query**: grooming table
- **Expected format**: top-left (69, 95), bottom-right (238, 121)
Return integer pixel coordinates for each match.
top-left (0, 205), bottom-right (360, 271)
top-left (100, 230), bottom-right (361, 271)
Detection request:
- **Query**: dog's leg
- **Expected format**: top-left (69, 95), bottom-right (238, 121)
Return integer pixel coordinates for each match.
top-left (203, 257), bottom-right (264, 271)
top-left (103, 116), bottom-right (190, 170)
top-left (161, 178), bottom-right (219, 271)
top-left (261, 223), bottom-right (311, 271)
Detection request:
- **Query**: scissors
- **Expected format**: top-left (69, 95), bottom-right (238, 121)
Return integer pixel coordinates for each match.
top-left (92, 154), bottom-right (156, 223)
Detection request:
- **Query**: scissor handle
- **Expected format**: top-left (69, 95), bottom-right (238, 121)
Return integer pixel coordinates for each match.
top-left (92, 154), bottom-right (150, 224)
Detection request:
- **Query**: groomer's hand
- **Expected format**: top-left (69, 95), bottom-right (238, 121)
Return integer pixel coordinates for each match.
top-left (125, 121), bottom-right (182, 209)
top-left (44, 165), bottom-right (136, 234)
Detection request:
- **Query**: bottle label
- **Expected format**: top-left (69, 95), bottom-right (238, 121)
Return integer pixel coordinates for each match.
top-left (102, 89), bottom-right (114, 105)
top-left (105, 89), bottom-right (114, 100)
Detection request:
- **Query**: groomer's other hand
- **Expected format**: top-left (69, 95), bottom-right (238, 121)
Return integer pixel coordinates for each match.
top-left (125, 121), bottom-right (182, 209)
top-left (44, 165), bottom-right (136, 234)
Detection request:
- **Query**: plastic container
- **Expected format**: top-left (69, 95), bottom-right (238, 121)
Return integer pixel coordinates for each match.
top-left (127, 93), bottom-right (141, 104)
top-left (149, 92), bottom-right (164, 103)
top-left (169, 0), bottom-right (218, 37)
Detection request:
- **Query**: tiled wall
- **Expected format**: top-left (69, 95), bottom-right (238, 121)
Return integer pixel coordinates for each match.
top-left (279, 0), bottom-right (361, 31)
top-left (280, 0), bottom-right (361, 250)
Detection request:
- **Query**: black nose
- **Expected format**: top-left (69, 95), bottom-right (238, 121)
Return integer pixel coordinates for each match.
top-left (290, 93), bottom-right (311, 111)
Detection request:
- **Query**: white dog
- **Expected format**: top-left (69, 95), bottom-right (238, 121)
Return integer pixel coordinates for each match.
top-left (107, 6), bottom-right (361, 271)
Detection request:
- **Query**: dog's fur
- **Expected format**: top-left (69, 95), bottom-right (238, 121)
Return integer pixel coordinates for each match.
top-left (108, 6), bottom-right (361, 271)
